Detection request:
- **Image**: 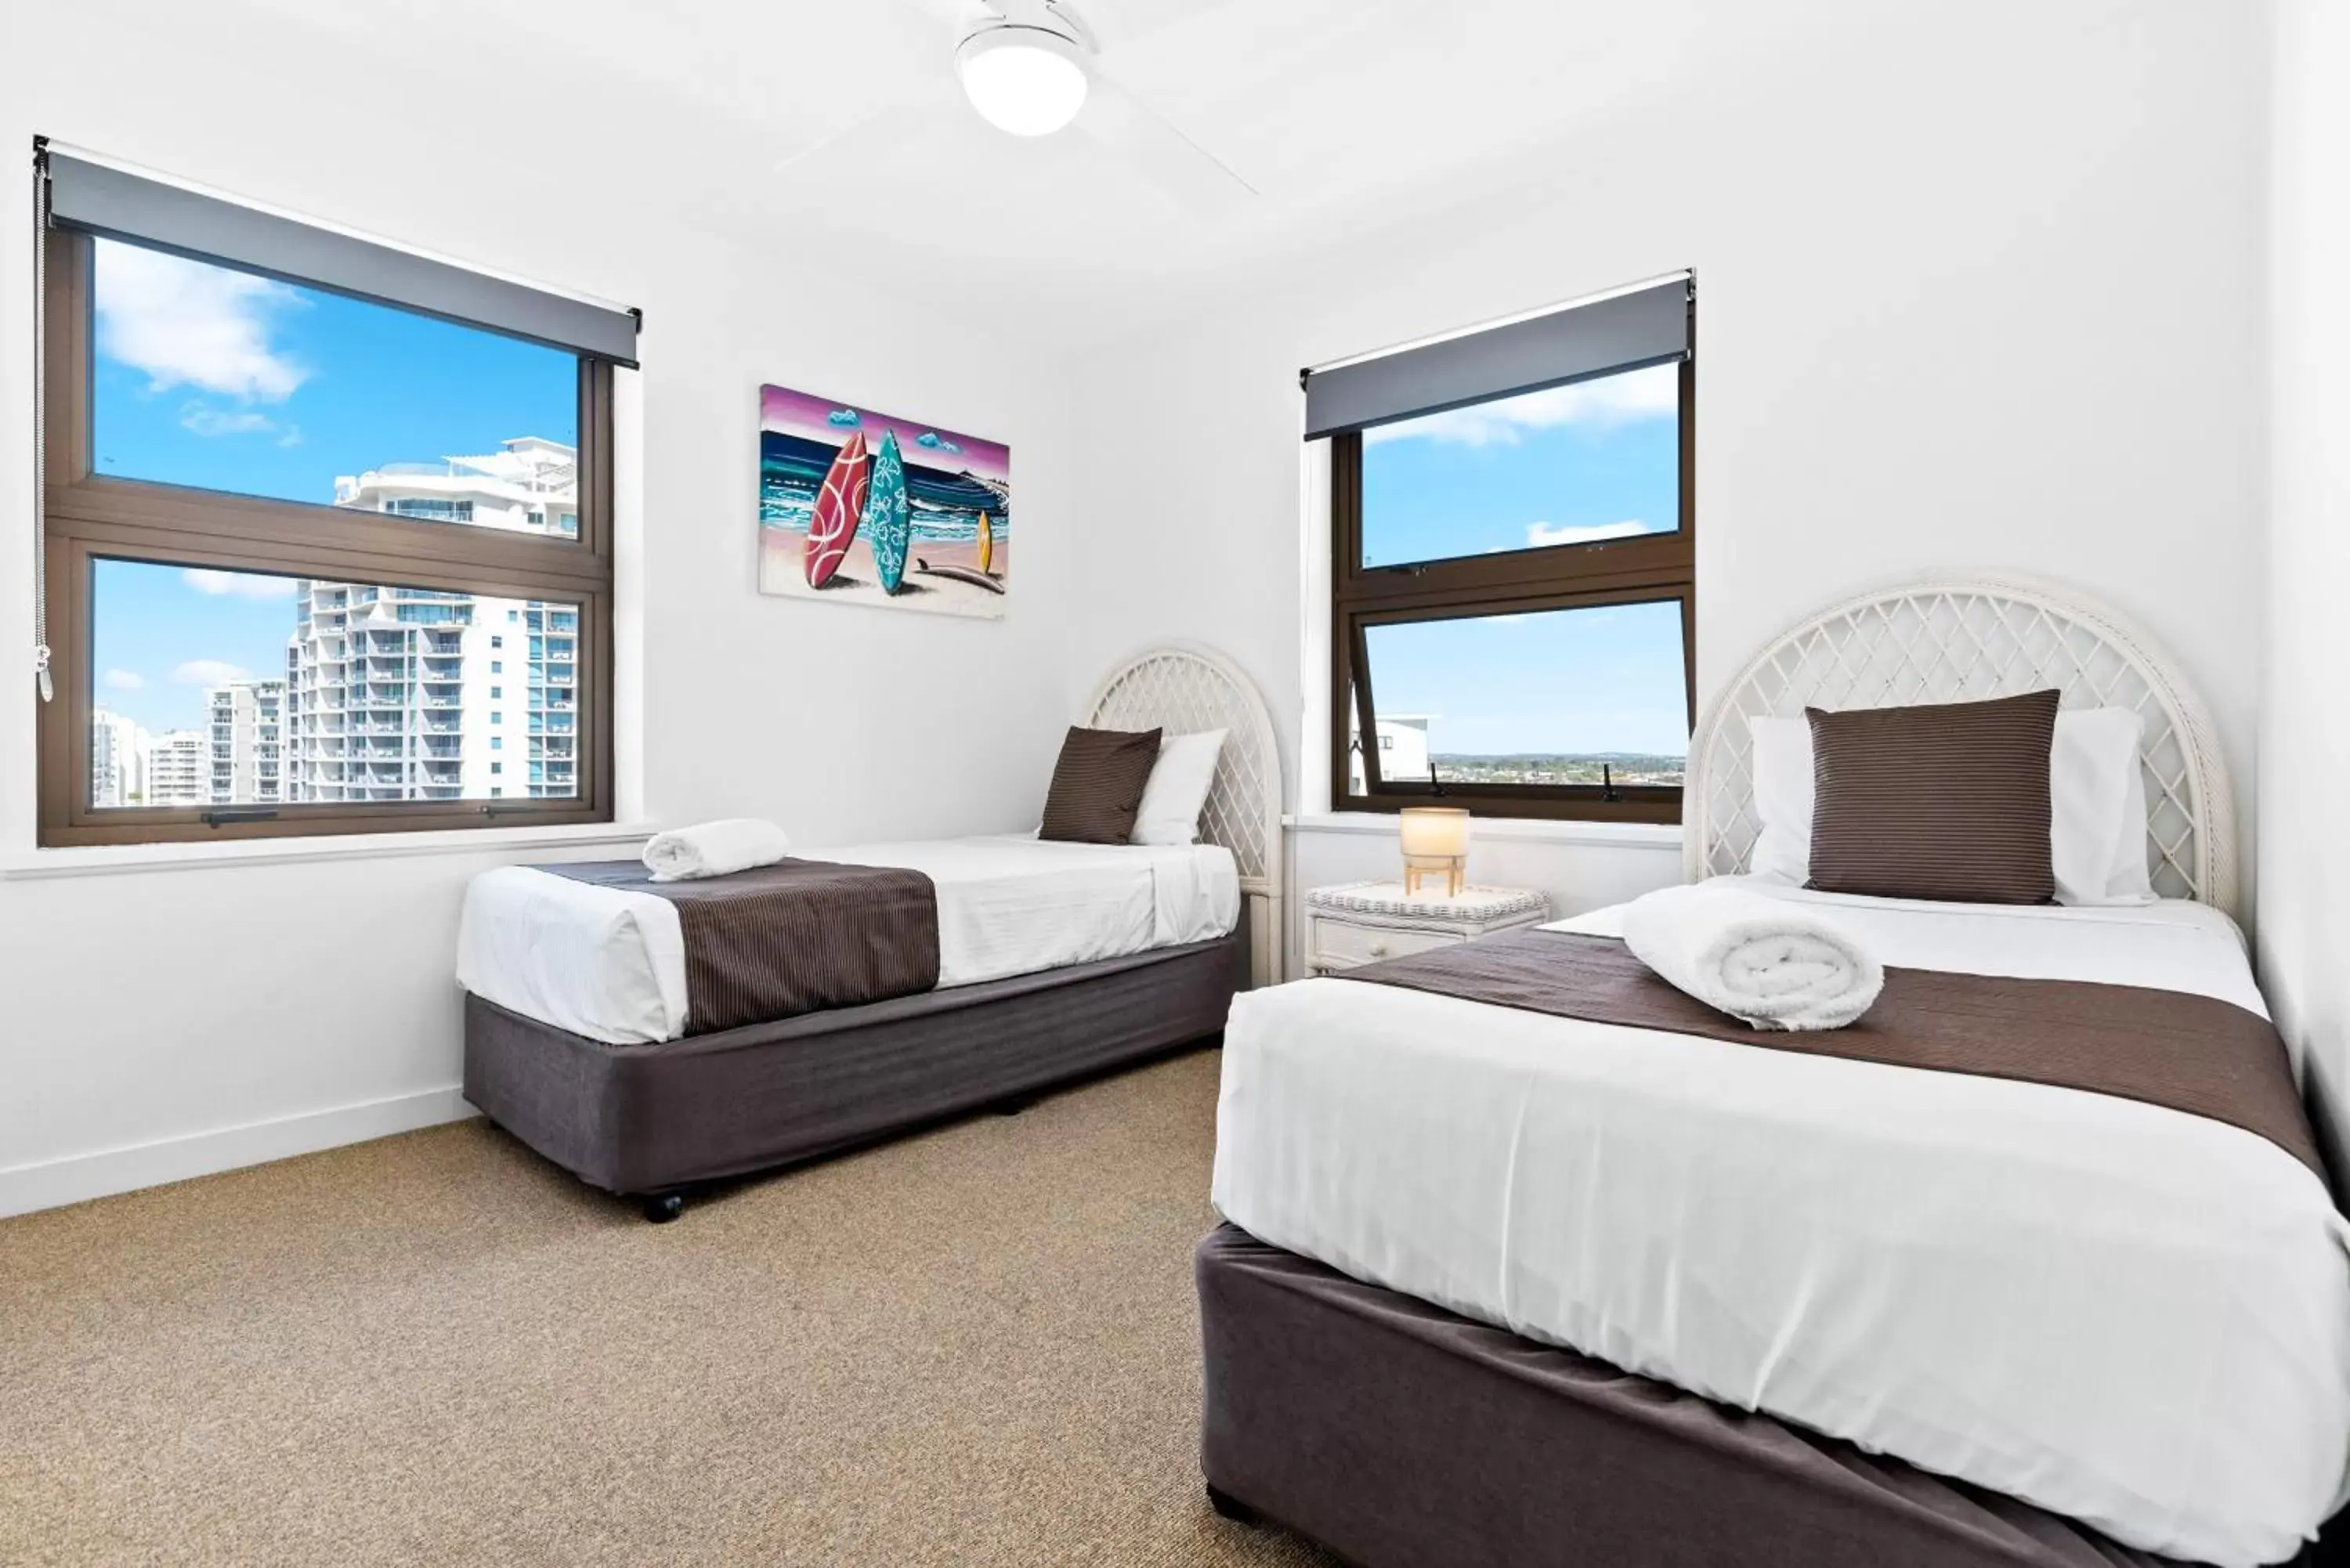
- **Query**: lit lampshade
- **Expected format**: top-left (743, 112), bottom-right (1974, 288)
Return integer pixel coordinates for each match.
top-left (1398, 807), bottom-right (1472, 898)
top-left (956, 24), bottom-right (1090, 138)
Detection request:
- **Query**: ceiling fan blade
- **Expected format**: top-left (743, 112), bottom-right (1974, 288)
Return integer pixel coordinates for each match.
top-left (772, 108), bottom-right (886, 176)
top-left (1075, 73), bottom-right (1258, 216)
top-left (1054, 0), bottom-right (1256, 59)
top-left (888, 0), bottom-right (1003, 30)
top-left (774, 75), bottom-right (973, 179)
top-left (770, 23), bottom-right (975, 175)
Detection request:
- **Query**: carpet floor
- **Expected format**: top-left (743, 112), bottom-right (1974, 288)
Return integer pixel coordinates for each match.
top-left (0, 1048), bottom-right (1341, 1567)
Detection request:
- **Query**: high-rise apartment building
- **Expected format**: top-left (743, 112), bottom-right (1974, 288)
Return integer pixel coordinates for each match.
top-left (143, 730), bottom-right (209, 807)
top-left (90, 706), bottom-right (146, 808)
top-left (280, 437), bottom-right (581, 806)
top-left (331, 436), bottom-right (580, 539)
top-left (208, 680), bottom-right (284, 805)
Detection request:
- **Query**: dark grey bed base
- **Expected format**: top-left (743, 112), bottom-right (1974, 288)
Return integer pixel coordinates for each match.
top-left (1196, 1224), bottom-right (2201, 1568)
top-left (464, 932), bottom-right (1243, 1218)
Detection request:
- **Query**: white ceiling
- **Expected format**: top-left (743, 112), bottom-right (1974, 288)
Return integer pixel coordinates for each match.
top-left (628, 0), bottom-right (1857, 342)
top-left (93, 0), bottom-right (2018, 351)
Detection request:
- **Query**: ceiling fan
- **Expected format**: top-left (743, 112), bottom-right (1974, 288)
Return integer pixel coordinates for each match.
top-left (783, 0), bottom-right (1258, 215)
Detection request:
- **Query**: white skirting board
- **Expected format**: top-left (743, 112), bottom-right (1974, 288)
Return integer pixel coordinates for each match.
top-left (0, 1086), bottom-right (477, 1219)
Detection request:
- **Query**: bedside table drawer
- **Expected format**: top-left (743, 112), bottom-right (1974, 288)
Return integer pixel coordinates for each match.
top-left (1311, 919), bottom-right (1462, 970)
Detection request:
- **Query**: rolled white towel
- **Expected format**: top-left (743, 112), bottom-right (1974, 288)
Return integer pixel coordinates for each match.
top-left (1619, 881), bottom-right (1883, 1031)
top-left (641, 819), bottom-right (793, 883)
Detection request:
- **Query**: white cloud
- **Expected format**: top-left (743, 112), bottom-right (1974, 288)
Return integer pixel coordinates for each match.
top-left (102, 668), bottom-right (146, 692)
top-left (1365, 363), bottom-right (1677, 449)
top-left (182, 568), bottom-right (299, 600)
top-left (179, 401), bottom-right (282, 438)
top-left (94, 239), bottom-right (308, 402)
top-left (171, 659), bottom-right (255, 687)
top-left (1525, 520), bottom-right (1654, 547)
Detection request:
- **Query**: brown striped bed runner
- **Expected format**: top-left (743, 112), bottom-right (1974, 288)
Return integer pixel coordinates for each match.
top-left (540, 858), bottom-right (940, 1035)
top-left (1333, 929), bottom-right (2324, 1178)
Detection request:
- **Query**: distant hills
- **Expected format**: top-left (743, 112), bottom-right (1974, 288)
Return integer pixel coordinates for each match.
top-left (1432, 752), bottom-right (1685, 786)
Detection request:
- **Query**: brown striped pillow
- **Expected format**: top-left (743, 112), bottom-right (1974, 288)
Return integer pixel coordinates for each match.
top-left (1805, 689), bottom-right (2061, 904)
top-left (1039, 725), bottom-right (1164, 844)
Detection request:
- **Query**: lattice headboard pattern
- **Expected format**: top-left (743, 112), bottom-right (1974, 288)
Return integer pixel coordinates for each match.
top-left (1085, 642), bottom-right (1286, 984)
top-left (1687, 576), bottom-right (2237, 915)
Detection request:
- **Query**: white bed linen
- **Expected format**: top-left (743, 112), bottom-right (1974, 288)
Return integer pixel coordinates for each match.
top-left (457, 835), bottom-right (1238, 1045)
top-left (1212, 879), bottom-right (2350, 1568)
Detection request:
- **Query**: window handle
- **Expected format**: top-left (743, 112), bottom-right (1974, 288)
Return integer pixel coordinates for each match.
top-left (201, 807), bottom-right (279, 828)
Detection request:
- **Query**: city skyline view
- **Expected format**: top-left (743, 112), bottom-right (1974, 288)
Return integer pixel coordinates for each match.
top-left (83, 239), bottom-right (584, 809)
top-left (88, 236), bottom-right (579, 737)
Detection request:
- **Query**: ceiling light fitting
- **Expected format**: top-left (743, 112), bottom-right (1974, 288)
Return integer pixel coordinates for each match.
top-left (955, 16), bottom-right (1089, 137)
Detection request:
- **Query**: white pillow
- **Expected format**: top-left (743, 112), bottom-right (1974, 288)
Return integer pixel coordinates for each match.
top-left (2052, 706), bottom-right (2155, 905)
top-left (1746, 707), bottom-right (2154, 905)
top-left (1130, 728), bottom-right (1227, 846)
top-left (1748, 717), bottom-right (1815, 886)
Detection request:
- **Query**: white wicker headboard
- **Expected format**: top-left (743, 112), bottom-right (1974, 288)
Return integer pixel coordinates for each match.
top-left (1687, 575), bottom-right (2237, 916)
top-left (1085, 642), bottom-right (1286, 985)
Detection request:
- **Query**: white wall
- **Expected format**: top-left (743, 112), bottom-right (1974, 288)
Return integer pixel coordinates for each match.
top-left (2258, 0), bottom-right (2350, 1169)
top-left (0, 0), bottom-right (2287, 1213)
top-left (0, 7), bottom-right (1084, 1214)
top-left (1065, 0), bottom-right (2271, 963)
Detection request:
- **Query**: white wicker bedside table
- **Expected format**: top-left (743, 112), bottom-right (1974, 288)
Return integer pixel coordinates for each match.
top-left (1304, 881), bottom-right (1553, 975)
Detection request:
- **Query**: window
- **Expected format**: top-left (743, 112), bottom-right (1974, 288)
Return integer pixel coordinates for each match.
top-left (38, 150), bottom-right (634, 846)
top-left (1316, 276), bottom-right (1693, 822)
top-left (383, 499), bottom-right (475, 522)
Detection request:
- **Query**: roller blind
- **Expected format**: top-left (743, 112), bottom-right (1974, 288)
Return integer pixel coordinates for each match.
top-left (45, 151), bottom-right (639, 367)
top-left (1303, 276), bottom-right (1688, 441)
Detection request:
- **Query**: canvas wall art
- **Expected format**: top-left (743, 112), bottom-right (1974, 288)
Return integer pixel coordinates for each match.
top-left (758, 385), bottom-right (1010, 620)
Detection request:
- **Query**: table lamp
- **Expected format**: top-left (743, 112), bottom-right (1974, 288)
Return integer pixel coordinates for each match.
top-left (1398, 807), bottom-right (1471, 898)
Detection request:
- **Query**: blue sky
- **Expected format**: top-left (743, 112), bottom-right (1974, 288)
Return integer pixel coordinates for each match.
top-left (1366, 602), bottom-right (1688, 757)
top-left (1357, 365), bottom-right (1688, 756)
top-left (87, 238), bottom-right (576, 732)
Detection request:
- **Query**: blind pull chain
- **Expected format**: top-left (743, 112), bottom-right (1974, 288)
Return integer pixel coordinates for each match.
top-left (31, 139), bottom-right (52, 703)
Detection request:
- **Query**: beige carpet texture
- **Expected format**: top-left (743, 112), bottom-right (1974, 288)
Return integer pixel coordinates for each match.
top-left (0, 1049), bottom-right (1341, 1567)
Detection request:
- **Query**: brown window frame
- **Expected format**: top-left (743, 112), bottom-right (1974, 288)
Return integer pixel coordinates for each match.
top-left (36, 228), bottom-right (616, 847)
top-left (1329, 344), bottom-right (1696, 826)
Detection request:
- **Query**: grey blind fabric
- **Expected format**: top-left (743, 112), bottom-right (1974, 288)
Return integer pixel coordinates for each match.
top-left (45, 153), bottom-right (638, 366)
top-left (1303, 276), bottom-right (1688, 440)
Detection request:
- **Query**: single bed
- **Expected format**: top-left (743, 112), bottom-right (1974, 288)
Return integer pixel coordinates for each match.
top-left (1202, 577), bottom-right (2349, 1568)
top-left (461, 642), bottom-right (1284, 1219)
top-left (459, 835), bottom-right (1242, 1045)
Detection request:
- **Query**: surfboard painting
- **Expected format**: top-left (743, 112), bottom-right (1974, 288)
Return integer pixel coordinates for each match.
top-left (804, 430), bottom-right (868, 589)
top-left (757, 384), bottom-right (1010, 620)
top-left (866, 431), bottom-right (911, 594)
